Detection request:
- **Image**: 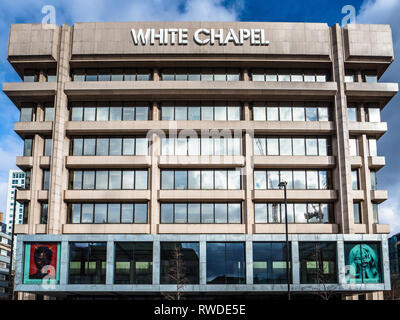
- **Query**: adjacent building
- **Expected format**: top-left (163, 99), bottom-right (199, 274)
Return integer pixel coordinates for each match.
top-left (2, 22), bottom-right (398, 300)
top-left (0, 231), bottom-right (11, 299)
top-left (5, 170), bottom-right (26, 234)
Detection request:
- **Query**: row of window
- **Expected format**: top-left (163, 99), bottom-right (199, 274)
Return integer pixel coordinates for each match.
top-left (34, 241), bottom-right (380, 285)
top-left (71, 137), bottom-right (148, 156)
top-left (254, 203), bottom-right (332, 224)
top-left (161, 103), bottom-right (241, 121)
top-left (22, 68), bottom-right (379, 84)
top-left (22, 136), bottom-right (379, 158)
top-left (348, 107), bottom-right (381, 123)
top-left (344, 71), bottom-right (379, 83)
top-left (70, 103), bottom-right (150, 122)
top-left (68, 203), bottom-right (148, 224)
top-left (20, 105), bottom-right (54, 122)
top-left (251, 69), bottom-right (329, 82)
top-left (253, 104), bottom-right (330, 122)
top-left (72, 68), bottom-right (152, 82)
top-left (161, 169), bottom-right (241, 190)
top-left (19, 104), bottom-right (384, 124)
top-left (161, 137), bottom-right (241, 156)
top-left (254, 137), bottom-right (330, 156)
top-left (254, 169), bottom-right (331, 190)
top-left (161, 203), bottom-right (242, 224)
top-left (353, 202), bottom-right (380, 224)
top-left (23, 69), bottom-right (56, 82)
top-left (70, 170), bottom-right (148, 190)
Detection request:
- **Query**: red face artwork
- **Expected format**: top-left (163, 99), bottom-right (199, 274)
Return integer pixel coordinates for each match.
top-left (28, 243), bottom-right (58, 280)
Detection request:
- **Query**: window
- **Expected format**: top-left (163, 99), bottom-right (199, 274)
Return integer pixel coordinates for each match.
top-left (370, 170), bottom-right (377, 190)
top-left (368, 138), bottom-right (378, 156)
top-left (160, 203), bottom-right (241, 224)
top-left (24, 170), bottom-right (31, 190)
top-left (44, 107), bottom-right (55, 121)
top-left (161, 102), bottom-right (241, 121)
top-left (353, 202), bottom-right (361, 224)
top-left (23, 69), bottom-right (37, 82)
top-left (345, 71), bottom-right (355, 83)
top-left (40, 203), bottom-right (48, 224)
top-left (349, 137), bottom-right (358, 156)
top-left (69, 242), bottom-right (107, 284)
top-left (20, 106), bottom-right (34, 122)
top-left (207, 242), bottom-right (245, 284)
top-left (42, 170), bottom-right (50, 190)
top-left (71, 137), bottom-right (148, 156)
top-left (253, 242), bottom-right (290, 284)
top-left (23, 139), bottom-right (33, 156)
top-left (23, 205), bottom-right (29, 224)
top-left (351, 170), bottom-right (359, 190)
top-left (299, 242), bottom-right (337, 284)
top-left (114, 242), bottom-right (152, 284)
top-left (347, 107), bottom-right (358, 122)
top-left (344, 242), bottom-right (382, 283)
top-left (363, 72), bottom-right (378, 83)
top-left (160, 242), bottom-right (200, 284)
top-left (161, 169), bottom-right (241, 190)
top-left (68, 203), bottom-right (148, 224)
top-left (44, 138), bottom-right (52, 156)
top-left (372, 203), bottom-right (379, 224)
top-left (254, 203), bottom-right (332, 224)
top-left (366, 108), bottom-right (381, 123)
top-left (47, 69), bottom-right (57, 82)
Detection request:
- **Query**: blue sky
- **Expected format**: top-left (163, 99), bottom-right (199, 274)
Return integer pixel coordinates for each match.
top-left (0, 0), bottom-right (399, 234)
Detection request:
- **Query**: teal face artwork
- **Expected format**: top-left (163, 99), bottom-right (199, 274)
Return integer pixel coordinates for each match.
top-left (345, 243), bottom-right (381, 284)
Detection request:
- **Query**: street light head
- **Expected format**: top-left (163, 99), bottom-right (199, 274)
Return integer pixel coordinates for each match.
top-left (278, 181), bottom-right (287, 189)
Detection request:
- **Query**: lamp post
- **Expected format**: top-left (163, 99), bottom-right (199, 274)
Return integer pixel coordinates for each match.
top-left (278, 181), bottom-right (291, 301)
top-left (8, 186), bottom-right (22, 300)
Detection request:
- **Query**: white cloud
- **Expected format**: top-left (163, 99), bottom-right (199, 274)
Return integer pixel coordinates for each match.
top-left (357, 0), bottom-right (400, 236)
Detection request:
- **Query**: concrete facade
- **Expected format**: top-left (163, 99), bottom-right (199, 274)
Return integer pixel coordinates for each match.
top-left (2, 21), bottom-right (398, 299)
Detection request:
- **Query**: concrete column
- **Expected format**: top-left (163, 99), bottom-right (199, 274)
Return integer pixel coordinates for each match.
top-left (360, 134), bottom-right (373, 232)
top-left (150, 132), bottom-right (160, 234)
top-left (244, 130), bottom-right (254, 234)
top-left (337, 239), bottom-right (346, 285)
top-left (106, 241), bottom-right (114, 285)
top-left (153, 239), bottom-right (160, 285)
top-left (291, 241), bottom-right (300, 284)
top-left (199, 240), bottom-right (207, 285)
top-left (59, 241), bottom-right (69, 285)
top-left (27, 134), bottom-right (44, 234)
top-left (382, 237), bottom-right (391, 290)
top-left (242, 68), bottom-right (249, 81)
top-left (330, 24), bottom-right (354, 234)
top-left (245, 240), bottom-right (253, 284)
top-left (153, 68), bottom-right (160, 81)
top-left (14, 236), bottom-right (24, 286)
top-left (48, 24), bottom-right (72, 234)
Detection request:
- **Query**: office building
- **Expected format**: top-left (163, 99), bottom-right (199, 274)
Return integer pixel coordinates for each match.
top-left (2, 22), bottom-right (398, 300)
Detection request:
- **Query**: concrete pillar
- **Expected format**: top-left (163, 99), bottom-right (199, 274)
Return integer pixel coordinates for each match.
top-left (106, 241), bottom-right (114, 285)
top-left (291, 241), bottom-right (300, 285)
top-left (153, 239), bottom-right (160, 285)
top-left (48, 24), bottom-right (72, 234)
top-left (245, 240), bottom-right (253, 284)
top-left (199, 240), bottom-right (207, 285)
top-left (330, 24), bottom-right (354, 234)
top-left (337, 240), bottom-right (346, 285)
top-left (59, 241), bottom-right (69, 285)
top-left (244, 130), bottom-right (254, 234)
top-left (150, 131), bottom-right (160, 234)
